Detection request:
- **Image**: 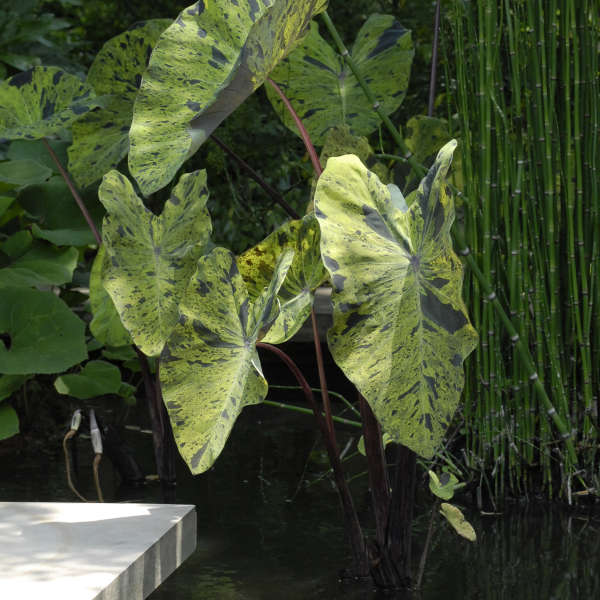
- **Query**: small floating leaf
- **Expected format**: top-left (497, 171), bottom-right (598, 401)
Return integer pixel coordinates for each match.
top-left (161, 247), bottom-right (293, 474)
top-left (99, 169), bottom-right (212, 356)
top-left (440, 502), bottom-right (476, 542)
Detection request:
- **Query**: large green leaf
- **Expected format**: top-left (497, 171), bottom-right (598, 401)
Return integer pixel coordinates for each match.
top-left (89, 246), bottom-right (131, 347)
top-left (267, 15), bottom-right (413, 144)
top-left (161, 246), bottom-right (293, 474)
top-left (238, 213), bottom-right (327, 343)
top-left (0, 403), bottom-right (19, 441)
top-left (7, 138), bottom-right (69, 174)
top-left (0, 374), bottom-right (29, 402)
top-left (99, 169), bottom-right (212, 356)
top-left (0, 159), bottom-right (52, 186)
top-left (0, 66), bottom-right (100, 141)
top-left (129, 0), bottom-right (328, 195)
top-left (314, 141), bottom-right (478, 458)
top-left (54, 360), bottom-right (123, 399)
top-left (0, 287), bottom-right (87, 374)
top-left (18, 176), bottom-right (105, 246)
top-left (0, 242), bottom-right (78, 288)
top-left (68, 20), bottom-right (172, 188)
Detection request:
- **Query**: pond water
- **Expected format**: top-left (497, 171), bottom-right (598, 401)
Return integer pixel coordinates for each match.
top-left (0, 401), bottom-right (598, 600)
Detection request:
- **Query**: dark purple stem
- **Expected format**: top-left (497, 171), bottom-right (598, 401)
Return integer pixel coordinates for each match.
top-left (41, 137), bottom-right (102, 245)
top-left (210, 134), bottom-right (300, 219)
top-left (266, 78), bottom-right (323, 176)
top-left (428, 0), bottom-right (442, 117)
top-left (257, 342), bottom-right (369, 576)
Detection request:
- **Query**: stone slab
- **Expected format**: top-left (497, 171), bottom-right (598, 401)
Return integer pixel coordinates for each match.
top-left (0, 502), bottom-right (196, 599)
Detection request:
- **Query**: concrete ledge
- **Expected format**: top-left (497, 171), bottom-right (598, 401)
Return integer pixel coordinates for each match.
top-left (0, 502), bottom-right (196, 599)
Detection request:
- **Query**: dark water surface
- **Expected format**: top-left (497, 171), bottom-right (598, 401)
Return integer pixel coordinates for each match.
top-left (0, 403), bottom-right (598, 600)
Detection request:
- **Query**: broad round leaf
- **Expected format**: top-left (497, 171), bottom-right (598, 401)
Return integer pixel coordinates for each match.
top-left (129, 0), bottom-right (328, 195)
top-left (440, 503), bottom-right (476, 542)
top-left (54, 360), bottom-right (122, 399)
top-left (18, 176), bottom-right (105, 246)
top-left (161, 246), bottom-right (293, 474)
top-left (0, 403), bottom-right (19, 440)
top-left (0, 243), bottom-right (78, 288)
top-left (68, 20), bottom-right (172, 188)
top-left (0, 67), bottom-right (100, 141)
top-left (314, 141), bottom-right (478, 458)
top-left (99, 169), bottom-right (212, 356)
top-left (267, 16), bottom-right (413, 144)
top-left (238, 213), bottom-right (327, 343)
top-left (0, 287), bottom-right (87, 374)
top-left (89, 246), bottom-right (132, 347)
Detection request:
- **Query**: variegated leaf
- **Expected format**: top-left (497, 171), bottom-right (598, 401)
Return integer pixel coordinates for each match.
top-left (267, 15), bottom-right (413, 144)
top-left (89, 246), bottom-right (132, 347)
top-left (129, 0), bottom-right (328, 195)
top-left (237, 213), bottom-right (327, 343)
top-left (0, 67), bottom-right (100, 141)
top-left (314, 141), bottom-right (478, 458)
top-left (440, 503), bottom-right (476, 542)
top-left (99, 169), bottom-right (212, 356)
top-left (161, 246), bottom-right (293, 474)
top-left (68, 20), bottom-right (172, 188)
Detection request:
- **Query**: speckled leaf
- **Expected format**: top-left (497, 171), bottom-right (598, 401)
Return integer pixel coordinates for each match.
top-left (0, 287), bottom-right (87, 374)
top-left (238, 214), bottom-right (327, 343)
top-left (161, 246), bottom-right (293, 474)
top-left (314, 141), bottom-right (478, 458)
top-left (99, 169), bottom-right (212, 356)
top-left (89, 246), bottom-right (131, 347)
top-left (68, 20), bottom-right (172, 188)
top-left (129, 0), bottom-right (328, 195)
top-left (428, 470), bottom-right (463, 501)
top-left (440, 503), bottom-right (476, 542)
top-left (267, 15), bottom-right (413, 144)
top-left (0, 67), bottom-right (100, 141)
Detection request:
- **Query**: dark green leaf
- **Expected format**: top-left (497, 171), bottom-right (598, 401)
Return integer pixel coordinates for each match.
top-left (0, 403), bottom-right (19, 440)
top-left (0, 159), bottom-right (52, 186)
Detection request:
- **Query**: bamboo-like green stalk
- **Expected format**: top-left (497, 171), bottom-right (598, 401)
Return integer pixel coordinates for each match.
top-left (320, 4), bottom-right (598, 499)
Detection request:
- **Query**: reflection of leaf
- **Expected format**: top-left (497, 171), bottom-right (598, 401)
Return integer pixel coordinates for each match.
top-left (129, 0), bottom-right (328, 195)
top-left (0, 402), bottom-right (19, 441)
top-left (99, 169), bottom-right (212, 356)
top-left (314, 141), bottom-right (478, 458)
top-left (89, 246), bottom-right (131, 347)
top-left (54, 360), bottom-right (122, 399)
top-left (0, 287), bottom-right (87, 374)
top-left (440, 502), bottom-right (476, 542)
top-left (267, 16), bottom-right (413, 144)
top-left (68, 20), bottom-right (171, 188)
top-left (161, 247), bottom-right (293, 474)
top-left (0, 66), bottom-right (100, 141)
top-left (238, 214), bottom-right (326, 343)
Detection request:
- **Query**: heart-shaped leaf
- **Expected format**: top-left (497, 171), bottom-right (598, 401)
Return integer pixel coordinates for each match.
top-left (267, 15), bottom-right (413, 144)
top-left (440, 502), bottom-right (476, 542)
top-left (238, 213), bottom-right (327, 343)
top-left (99, 169), bottom-right (212, 356)
top-left (68, 20), bottom-right (172, 188)
top-left (0, 66), bottom-right (100, 141)
top-left (54, 360), bottom-right (123, 399)
top-left (314, 141), bottom-right (478, 458)
top-left (89, 246), bottom-right (131, 347)
top-left (0, 287), bottom-right (87, 374)
top-left (129, 0), bottom-right (328, 195)
top-left (161, 246), bottom-right (293, 474)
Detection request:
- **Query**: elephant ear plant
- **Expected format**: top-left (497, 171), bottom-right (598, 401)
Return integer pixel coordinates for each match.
top-left (0, 0), bottom-right (478, 591)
